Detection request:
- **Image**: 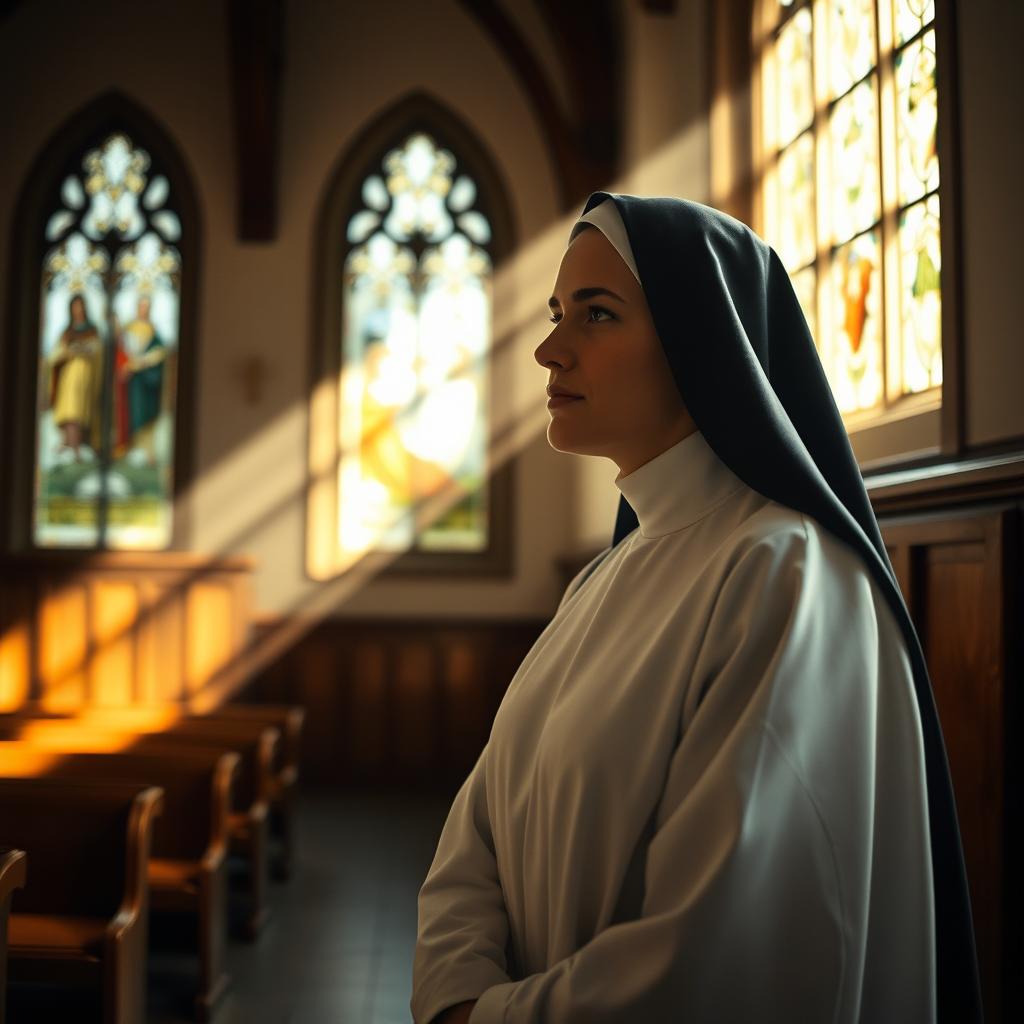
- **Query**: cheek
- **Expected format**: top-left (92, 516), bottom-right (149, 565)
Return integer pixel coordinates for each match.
top-left (605, 347), bottom-right (679, 418)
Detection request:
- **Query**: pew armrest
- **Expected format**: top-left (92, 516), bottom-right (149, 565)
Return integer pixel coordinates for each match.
top-left (257, 728), bottom-right (282, 806)
top-left (0, 848), bottom-right (27, 904)
top-left (208, 752), bottom-right (241, 861)
top-left (106, 786), bottom-right (164, 946)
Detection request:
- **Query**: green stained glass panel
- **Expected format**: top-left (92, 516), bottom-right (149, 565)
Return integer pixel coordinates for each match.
top-left (830, 77), bottom-right (881, 244)
top-left (898, 194), bottom-right (942, 394)
top-left (894, 0), bottom-right (935, 45)
top-left (896, 28), bottom-right (939, 207)
top-left (778, 132), bottom-right (816, 270)
top-left (777, 6), bottom-right (814, 149)
top-left (827, 230), bottom-right (883, 412)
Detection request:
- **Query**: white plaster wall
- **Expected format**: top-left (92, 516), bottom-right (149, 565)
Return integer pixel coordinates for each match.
top-left (957, 0), bottom-right (1024, 448)
top-left (0, 0), bottom-right (581, 619)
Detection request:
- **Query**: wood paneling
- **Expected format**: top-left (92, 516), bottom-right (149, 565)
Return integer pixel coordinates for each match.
top-left (0, 553), bottom-right (253, 710)
top-left (246, 617), bottom-right (548, 790)
top-left (879, 506), bottom-right (1017, 1022)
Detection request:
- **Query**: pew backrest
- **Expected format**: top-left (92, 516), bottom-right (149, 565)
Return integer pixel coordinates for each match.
top-left (0, 745), bottom-right (237, 862)
top-left (0, 778), bottom-right (162, 919)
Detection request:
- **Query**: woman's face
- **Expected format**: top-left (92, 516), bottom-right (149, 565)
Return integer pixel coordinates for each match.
top-left (534, 226), bottom-right (696, 477)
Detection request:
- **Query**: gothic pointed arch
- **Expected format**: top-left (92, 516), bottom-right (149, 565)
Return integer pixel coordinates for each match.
top-left (307, 90), bottom-right (517, 579)
top-left (1, 89), bottom-right (200, 552)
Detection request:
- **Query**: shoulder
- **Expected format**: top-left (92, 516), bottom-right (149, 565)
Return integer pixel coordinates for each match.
top-left (717, 502), bottom-right (809, 579)
top-left (717, 501), bottom-right (876, 611)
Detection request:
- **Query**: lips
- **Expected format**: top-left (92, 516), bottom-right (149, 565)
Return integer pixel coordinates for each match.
top-left (547, 385), bottom-right (583, 399)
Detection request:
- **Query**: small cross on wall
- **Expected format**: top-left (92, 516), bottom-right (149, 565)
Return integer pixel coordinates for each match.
top-left (235, 355), bottom-right (268, 405)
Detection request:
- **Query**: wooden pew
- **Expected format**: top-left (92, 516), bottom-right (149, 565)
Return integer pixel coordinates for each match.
top-left (0, 715), bottom-right (279, 941)
top-left (53, 704), bottom-right (301, 878)
top-left (0, 848), bottom-right (27, 1024)
top-left (0, 778), bottom-right (163, 1024)
top-left (0, 744), bottom-right (237, 1021)
top-left (55, 704), bottom-right (303, 879)
top-left (214, 703), bottom-right (305, 880)
top-left (1, 701), bottom-right (305, 881)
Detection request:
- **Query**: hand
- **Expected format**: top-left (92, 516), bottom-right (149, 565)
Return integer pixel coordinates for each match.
top-left (434, 999), bottom-right (477, 1024)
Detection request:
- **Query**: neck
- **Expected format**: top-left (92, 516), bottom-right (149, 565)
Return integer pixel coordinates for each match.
top-left (614, 430), bottom-right (747, 538)
top-left (613, 421), bottom-right (699, 480)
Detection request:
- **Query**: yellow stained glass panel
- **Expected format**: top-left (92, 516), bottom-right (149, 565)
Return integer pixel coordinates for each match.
top-left (896, 28), bottom-right (939, 207)
top-left (777, 6), bottom-right (814, 148)
top-left (778, 132), bottom-right (816, 270)
top-left (828, 0), bottom-right (877, 99)
top-left (339, 132), bottom-right (493, 557)
top-left (894, 0), bottom-right (935, 46)
top-left (830, 77), bottom-right (881, 244)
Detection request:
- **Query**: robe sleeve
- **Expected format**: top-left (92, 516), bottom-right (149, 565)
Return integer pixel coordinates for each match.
top-left (411, 744), bottom-right (513, 1024)
top-left (469, 517), bottom-right (887, 1023)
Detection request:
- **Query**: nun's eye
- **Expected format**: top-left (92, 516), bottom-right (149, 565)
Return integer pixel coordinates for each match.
top-left (547, 305), bottom-right (614, 325)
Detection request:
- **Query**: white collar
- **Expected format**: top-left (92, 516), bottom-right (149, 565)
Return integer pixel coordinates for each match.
top-left (614, 430), bottom-right (747, 538)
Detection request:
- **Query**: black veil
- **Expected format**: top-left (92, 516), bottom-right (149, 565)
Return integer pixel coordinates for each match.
top-left (583, 191), bottom-right (982, 1021)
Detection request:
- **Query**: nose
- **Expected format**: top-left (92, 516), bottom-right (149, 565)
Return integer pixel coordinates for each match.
top-left (534, 324), bottom-right (573, 370)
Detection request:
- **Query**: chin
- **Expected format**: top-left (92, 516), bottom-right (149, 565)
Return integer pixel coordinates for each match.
top-left (546, 421), bottom-right (579, 455)
top-left (546, 421), bottom-right (600, 458)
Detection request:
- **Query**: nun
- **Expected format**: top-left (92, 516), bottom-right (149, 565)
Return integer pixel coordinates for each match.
top-left (411, 193), bottom-right (982, 1023)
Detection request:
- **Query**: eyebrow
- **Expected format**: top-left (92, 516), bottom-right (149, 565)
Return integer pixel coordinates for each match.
top-left (547, 286), bottom-right (626, 309)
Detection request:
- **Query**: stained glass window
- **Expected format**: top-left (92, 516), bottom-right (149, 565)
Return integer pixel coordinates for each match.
top-left (757, 0), bottom-right (943, 418)
top-left (34, 131), bottom-right (181, 548)
top-left (339, 131), bottom-right (492, 557)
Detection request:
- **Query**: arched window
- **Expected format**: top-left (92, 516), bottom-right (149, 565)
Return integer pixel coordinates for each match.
top-left (753, 0), bottom-right (957, 463)
top-left (2, 92), bottom-right (198, 551)
top-left (308, 95), bottom-right (515, 579)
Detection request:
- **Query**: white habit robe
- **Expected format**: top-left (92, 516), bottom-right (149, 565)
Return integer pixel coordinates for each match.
top-left (412, 429), bottom-right (936, 1023)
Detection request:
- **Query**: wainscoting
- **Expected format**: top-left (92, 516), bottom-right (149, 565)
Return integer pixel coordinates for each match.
top-left (246, 616), bottom-right (548, 791)
top-left (0, 552), bottom-right (253, 710)
top-left (879, 505), bottom-right (1019, 1024)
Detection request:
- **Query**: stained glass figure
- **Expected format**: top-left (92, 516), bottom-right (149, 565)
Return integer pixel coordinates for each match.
top-left (340, 132), bottom-right (491, 556)
top-left (34, 131), bottom-right (181, 549)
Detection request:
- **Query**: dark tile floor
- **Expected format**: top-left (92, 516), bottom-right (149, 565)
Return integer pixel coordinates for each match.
top-left (7, 789), bottom-right (454, 1024)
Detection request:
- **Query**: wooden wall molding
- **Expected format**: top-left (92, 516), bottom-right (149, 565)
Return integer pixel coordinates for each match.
top-left (867, 449), bottom-right (1024, 515)
top-left (456, 0), bottom-right (622, 209)
top-left (226, 0), bottom-right (285, 242)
